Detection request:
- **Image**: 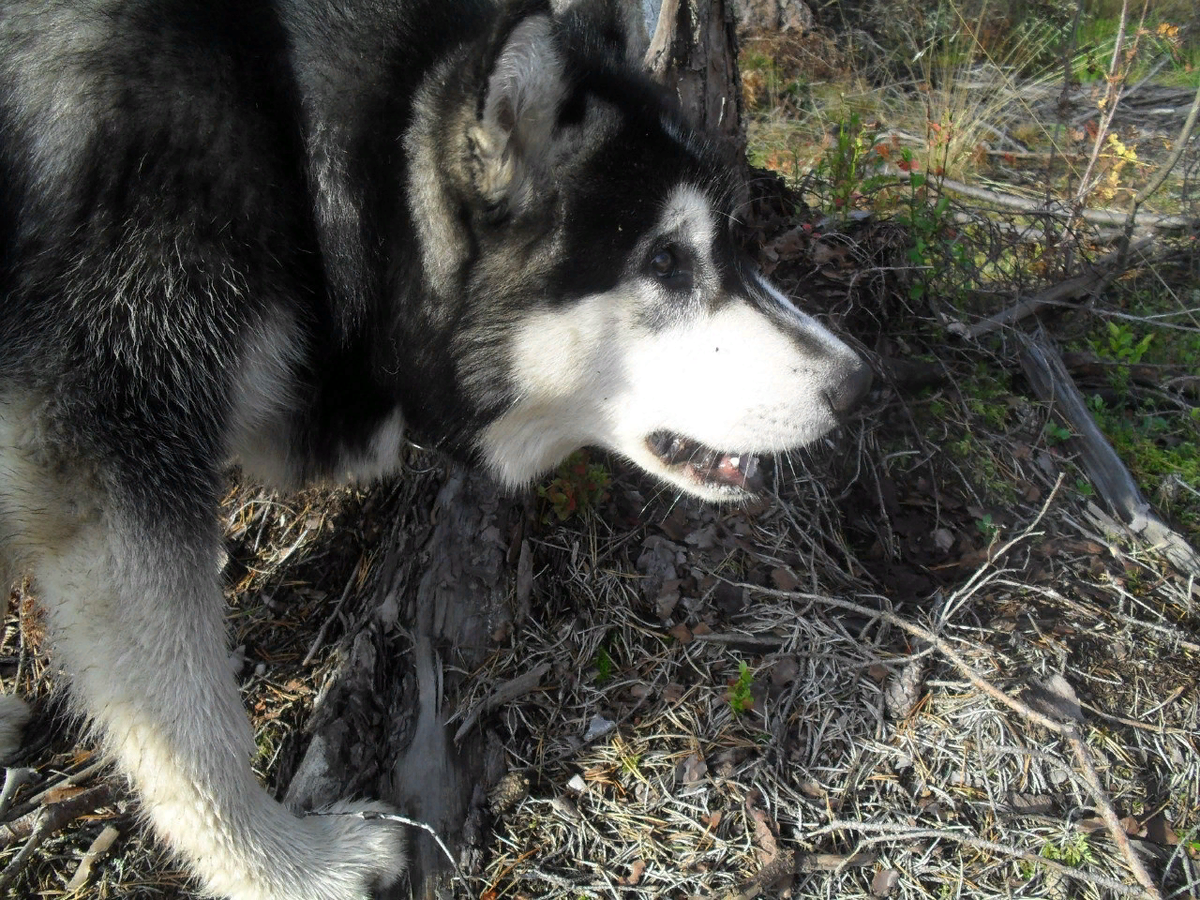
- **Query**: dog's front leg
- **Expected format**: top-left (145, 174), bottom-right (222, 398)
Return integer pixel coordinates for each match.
top-left (32, 510), bottom-right (406, 900)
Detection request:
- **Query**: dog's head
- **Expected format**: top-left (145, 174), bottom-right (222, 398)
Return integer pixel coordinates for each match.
top-left (407, 2), bottom-right (870, 500)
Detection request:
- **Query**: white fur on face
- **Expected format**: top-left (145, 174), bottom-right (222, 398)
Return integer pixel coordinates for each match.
top-left (480, 184), bottom-right (865, 499)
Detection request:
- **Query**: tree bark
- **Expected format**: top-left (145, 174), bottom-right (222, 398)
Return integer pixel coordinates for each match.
top-left (284, 468), bottom-right (527, 898)
top-left (645, 0), bottom-right (747, 166)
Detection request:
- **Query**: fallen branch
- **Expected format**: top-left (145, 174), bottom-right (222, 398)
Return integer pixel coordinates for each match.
top-left (934, 178), bottom-right (1191, 230)
top-left (1018, 330), bottom-right (1200, 577)
top-left (960, 236), bottom-right (1155, 338)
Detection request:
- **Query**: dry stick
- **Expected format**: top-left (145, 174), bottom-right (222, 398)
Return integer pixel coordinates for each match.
top-left (301, 564), bottom-right (359, 666)
top-left (934, 178), bottom-right (1190, 229)
top-left (812, 821), bottom-right (1148, 897)
top-left (752, 586), bottom-right (1165, 899)
top-left (1116, 77), bottom-right (1200, 271)
top-left (734, 488), bottom-right (1166, 899)
top-left (962, 236), bottom-right (1155, 338)
top-left (0, 768), bottom-right (36, 820)
top-left (1062, 720), bottom-right (1164, 899)
top-left (0, 756), bottom-right (111, 825)
top-left (0, 782), bottom-right (115, 890)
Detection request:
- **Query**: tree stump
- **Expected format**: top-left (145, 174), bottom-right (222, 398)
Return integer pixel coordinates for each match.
top-left (285, 467), bottom-right (528, 898)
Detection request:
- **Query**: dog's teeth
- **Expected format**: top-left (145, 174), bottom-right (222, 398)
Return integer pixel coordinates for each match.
top-left (729, 455), bottom-right (740, 469)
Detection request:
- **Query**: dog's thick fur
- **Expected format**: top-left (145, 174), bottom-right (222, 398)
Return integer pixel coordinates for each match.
top-left (0, 1), bottom-right (870, 897)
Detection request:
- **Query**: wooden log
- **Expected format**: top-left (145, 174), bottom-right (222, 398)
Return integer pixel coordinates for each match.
top-left (1018, 330), bottom-right (1200, 577)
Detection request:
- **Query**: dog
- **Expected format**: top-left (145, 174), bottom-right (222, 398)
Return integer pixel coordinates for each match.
top-left (0, 0), bottom-right (870, 897)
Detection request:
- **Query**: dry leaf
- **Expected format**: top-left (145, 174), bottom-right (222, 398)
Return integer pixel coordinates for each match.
top-left (618, 858), bottom-right (646, 886)
top-left (770, 567), bottom-right (800, 591)
top-left (871, 868), bottom-right (900, 897)
top-left (668, 623), bottom-right (693, 644)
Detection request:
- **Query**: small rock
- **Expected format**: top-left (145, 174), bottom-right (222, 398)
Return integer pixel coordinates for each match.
top-left (584, 714), bottom-right (616, 742)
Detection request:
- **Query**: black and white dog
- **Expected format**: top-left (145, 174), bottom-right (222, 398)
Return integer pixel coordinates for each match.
top-left (0, 1), bottom-right (870, 897)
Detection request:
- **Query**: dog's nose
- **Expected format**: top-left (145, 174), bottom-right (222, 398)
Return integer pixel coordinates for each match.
top-left (830, 357), bottom-right (873, 416)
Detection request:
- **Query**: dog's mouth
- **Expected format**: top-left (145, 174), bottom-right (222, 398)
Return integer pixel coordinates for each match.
top-left (646, 430), bottom-right (762, 493)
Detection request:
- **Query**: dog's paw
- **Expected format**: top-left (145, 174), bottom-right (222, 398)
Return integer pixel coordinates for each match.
top-left (301, 800), bottom-right (408, 899)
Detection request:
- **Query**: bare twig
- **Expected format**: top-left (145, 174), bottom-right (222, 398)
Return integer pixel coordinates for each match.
top-left (962, 236), bottom-right (1155, 338)
top-left (1064, 722), bottom-right (1164, 899)
top-left (0, 768), bottom-right (36, 820)
top-left (302, 564), bottom-right (360, 666)
top-left (812, 820), bottom-right (1150, 897)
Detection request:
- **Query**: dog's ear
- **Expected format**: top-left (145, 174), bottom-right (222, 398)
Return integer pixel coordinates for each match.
top-left (468, 8), bottom-right (566, 220)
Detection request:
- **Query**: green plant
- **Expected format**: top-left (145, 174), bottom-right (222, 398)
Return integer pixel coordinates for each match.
top-left (538, 450), bottom-right (611, 522)
top-left (592, 645), bottom-right (614, 685)
top-left (890, 156), bottom-right (969, 308)
top-left (727, 662), bottom-right (756, 715)
top-left (976, 513), bottom-right (999, 541)
top-left (815, 114), bottom-right (889, 216)
top-left (1039, 832), bottom-right (1096, 867)
top-left (1090, 320), bottom-right (1154, 371)
top-left (1044, 422), bottom-right (1073, 445)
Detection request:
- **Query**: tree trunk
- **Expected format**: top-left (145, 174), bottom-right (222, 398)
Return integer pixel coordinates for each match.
top-left (644, 0), bottom-right (747, 166)
top-left (285, 467), bottom-right (530, 898)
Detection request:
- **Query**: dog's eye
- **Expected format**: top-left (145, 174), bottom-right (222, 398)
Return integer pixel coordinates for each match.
top-left (647, 246), bottom-right (692, 290)
top-left (649, 248), bottom-right (676, 277)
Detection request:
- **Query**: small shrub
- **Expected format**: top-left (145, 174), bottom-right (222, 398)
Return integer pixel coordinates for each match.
top-left (538, 451), bottom-right (611, 522)
top-left (727, 661), bottom-right (756, 715)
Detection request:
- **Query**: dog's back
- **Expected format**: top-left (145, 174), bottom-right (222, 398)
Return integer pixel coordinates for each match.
top-left (0, 3), bottom-right (426, 897)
